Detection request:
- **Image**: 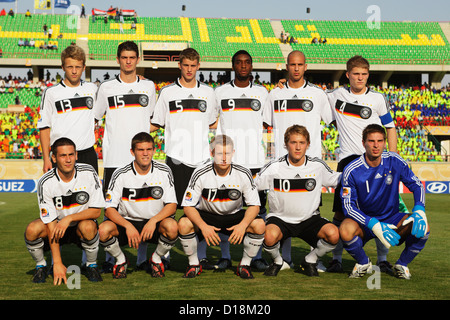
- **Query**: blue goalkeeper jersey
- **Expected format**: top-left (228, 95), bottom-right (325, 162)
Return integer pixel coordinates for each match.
top-left (340, 151), bottom-right (425, 226)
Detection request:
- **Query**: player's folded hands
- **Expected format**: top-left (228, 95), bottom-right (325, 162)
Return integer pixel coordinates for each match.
top-left (368, 218), bottom-right (400, 248)
top-left (126, 226), bottom-right (142, 249)
top-left (51, 219), bottom-right (71, 242)
top-left (201, 225), bottom-right (221, 246)
top-left (402, 205), bottom-right (428, 238)
top-left (141, 220), bottom-right (157, 242)
top-left (227, 224), bottom-right (246, 245)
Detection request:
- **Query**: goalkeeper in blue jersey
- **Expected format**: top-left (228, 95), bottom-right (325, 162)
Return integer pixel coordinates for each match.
top-left (339, 124), bottom-right (429, 279)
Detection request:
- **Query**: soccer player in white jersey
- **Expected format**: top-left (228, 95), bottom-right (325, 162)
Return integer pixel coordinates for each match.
top-left (24, 138), bottom-right (104, 285)
top-left (94, 41), bottom-right (156, 271)
top-left (255, 125), bottom-right (340, 277)
top-left (151, 47), bottom-right (218, 208)
top-left (213, 50), bottom-right (269, 270)
top-left (263, 51), bottom-right (333, 159)
top-left (264, 51), bottom-right (334, 269)
top-left (38, 45), bottom-right (99, 173)
top-left (178, 135), bottom-right (265, 279)
top-left (326, 56), bottom-right (398, 273)
top-left (94, 41), bottom-right (157, 194)
top-left (99, 132), bottom-right (178, 279)
top-left (340, 124), bottom-right (428, 279)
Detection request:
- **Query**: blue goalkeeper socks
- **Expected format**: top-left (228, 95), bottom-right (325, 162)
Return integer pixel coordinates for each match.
top-left (343, 236), bottom-right (369, 265)
top-left (396, 232), bottom-right (429, 267)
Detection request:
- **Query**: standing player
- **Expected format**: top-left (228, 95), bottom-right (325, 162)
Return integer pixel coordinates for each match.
top-left (38, 45), bottom-right (99, 173)
top-left (340, 124), bottom-right (428, 279)
top-left (94, 41), bottom-right (156, 270)
top-left (255, 125), bottom-right (340, 276)
top-left (326, 55), bottom-right (398, 273)
top-left (24, 138), bottom-right (104, 285)
top-left (94, 41), bottom-right (156, 192)
top-left (213, 50), bottom-right (269, 270)
top-left (99, 132), bottom-right (178, 279)
top-left (263, 50), bottom-right (333, 268)
top-left (264, 50), bottom-right (333, 159)
top-left (178, 135), bottom-right (265, 279)
top-left (151, 47), bottom-right (218, 207)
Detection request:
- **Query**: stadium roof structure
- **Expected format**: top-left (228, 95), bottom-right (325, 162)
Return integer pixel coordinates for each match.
top-left (1, 14), bottom-right (450, 87)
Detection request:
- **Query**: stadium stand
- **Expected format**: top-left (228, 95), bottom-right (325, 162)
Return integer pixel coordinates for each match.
top-left (88, 16), bottom-right (284, 63)
top-left (0, 13), bottom-right (77, 59)
top-left (282, 20), bottom-right (450, 64)
top-left (1, 13), bottom-right (450, 66)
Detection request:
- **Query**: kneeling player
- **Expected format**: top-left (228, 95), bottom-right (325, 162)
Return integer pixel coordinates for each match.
top-left (99, 132), bottom-right (178, 279)
top-left (24, 137), bottom-right (104, 285)
top-left (340, 124), bottom-right (429, 279)
top-left (178, 135), bottom-right (265, 279)
top-left (255, 125), bottom-right (341, 276)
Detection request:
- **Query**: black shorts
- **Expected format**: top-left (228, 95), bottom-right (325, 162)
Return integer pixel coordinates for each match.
top-left (77, 146), bottom-right (99, 174)
top-left (184, 209), bottom-right (262, 241)
top-left (115, 218), bottom-right (175, 246)
top-left (102, 167), bottom-right (117, 195)
top-left (249, 168), bottom-right (267, 215)
top-left (332, 154), bottom-right (360, 214)
top-left (166, 156), bottom-right (196, 209)
top-left (43, 220), bottom-right (98, 251)
top-left (266, 214), bottom-right (330, 247)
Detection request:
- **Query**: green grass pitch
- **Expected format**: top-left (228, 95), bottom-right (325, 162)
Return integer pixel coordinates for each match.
top-left (0, 193), bottom-right (448, 302)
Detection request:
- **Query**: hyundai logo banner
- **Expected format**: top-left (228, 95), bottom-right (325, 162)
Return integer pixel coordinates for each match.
top-left (425, 181), bottom-right (450, 194)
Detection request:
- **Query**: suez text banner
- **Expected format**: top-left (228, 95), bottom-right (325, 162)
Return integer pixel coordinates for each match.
top-left (1, 180), bottom-right (449, 194)
top-left (0, 180), bottom-right (38, 193)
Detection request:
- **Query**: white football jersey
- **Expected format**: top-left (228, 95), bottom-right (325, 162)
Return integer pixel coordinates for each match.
top-left (37, 163), bottom-right (105, 226)
top-left (263, 80), bottom-right (333, 159)
top-left (327, 86), bottom-right (394, 161)
top-left (181, 160), bottom-right (260, 215)
top-left (105, 161), bottom-right (177, 221)
top-left (151, 79), bottom-right (218, 167)
top-left (255, 155), bottom-right (341, 224)
top-left (215, 81), bottom-right (268, 169)
top-left (94, 75), bottom-right (156, 168)
top-left (37, 80), bottom-right (97, 151)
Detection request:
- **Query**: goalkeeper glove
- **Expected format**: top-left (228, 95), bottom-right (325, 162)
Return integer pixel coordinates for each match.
top-left (402, 205), bottom-right (428, 238)
top-left (368, 218), bottom-right (400, 249)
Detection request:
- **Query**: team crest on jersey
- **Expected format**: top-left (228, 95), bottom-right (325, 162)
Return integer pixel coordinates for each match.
top-left (76, 191), bottom-right (90, 205)
top-left (198, 101), bottom-right (207, 112)
top-left (305, 179), bottom-right (316, 191)
top-left (86, 97), bottom-right (94, 109)
top-left (228, 189), bottom-right (241, 200)
top-left (385, 174), bottom-right (393, 185)
top-left (105, 192), bottom-right (112, 203)
top-left (301, 100), bottom-right (313, 112)
top-left (250, 99), bottom-right (261, 111)
top-left (359, 107), bottom-right (372, 119)
top-left (151, 186), bottom-right (164, 199)
top-left (139, 95), bottom-right (149, 107)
